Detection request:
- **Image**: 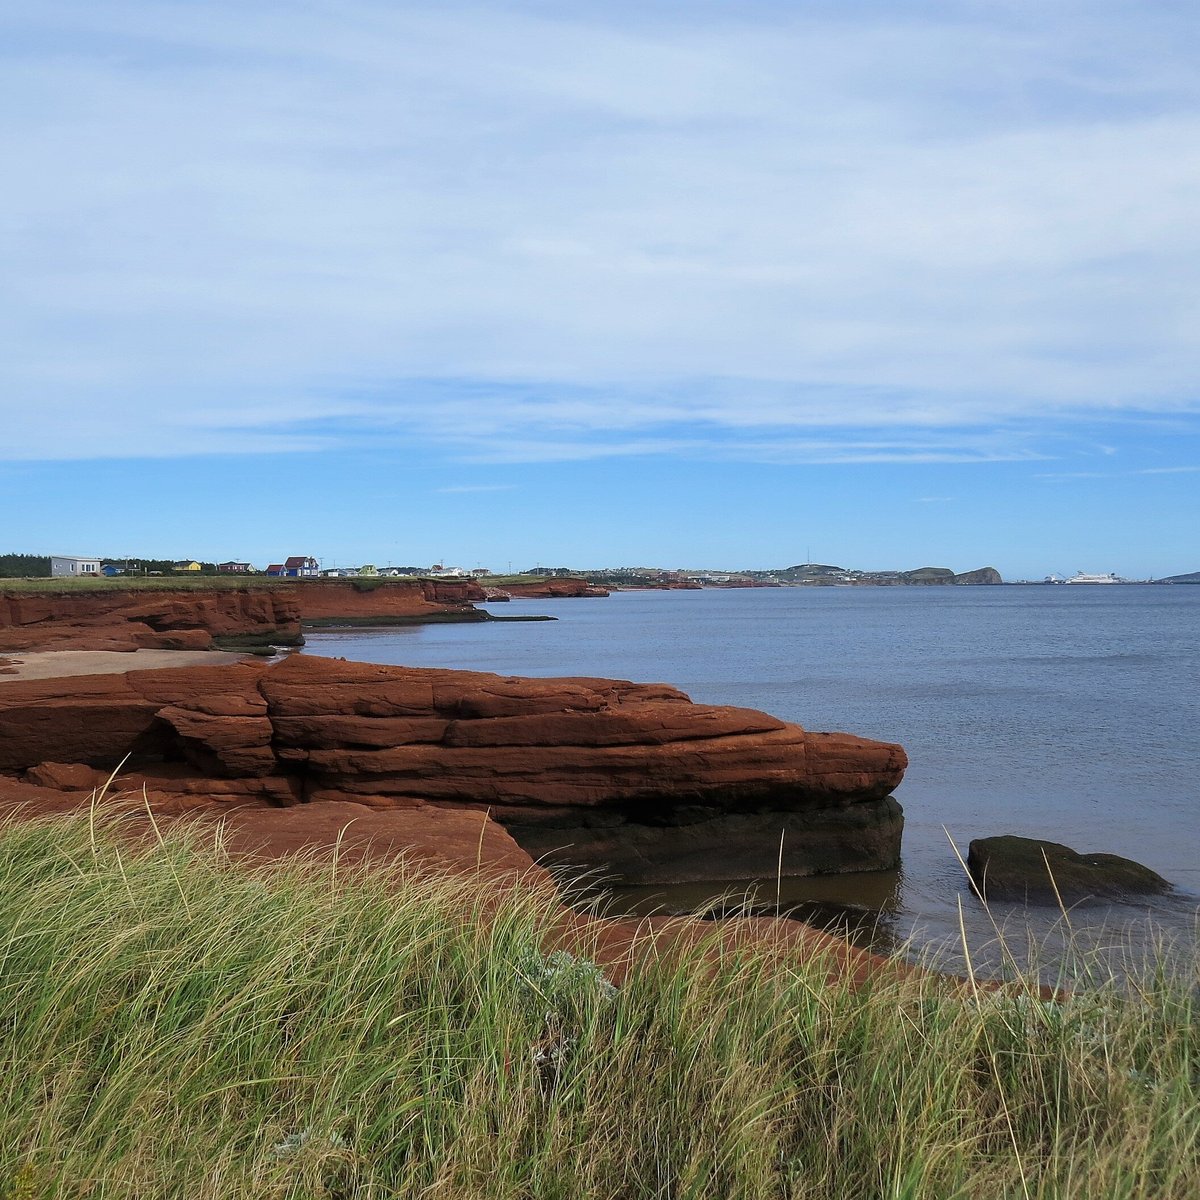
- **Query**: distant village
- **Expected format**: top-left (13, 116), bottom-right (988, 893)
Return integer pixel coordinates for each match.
top-left (28, 556), bottom-right (1010, 587)
top-left (6, 554), bottom-right (1194, 586)
top-left (39, 555), bottom-right (487, 580)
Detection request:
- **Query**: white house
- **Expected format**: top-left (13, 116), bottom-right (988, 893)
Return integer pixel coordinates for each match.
top-left (51, 555), bottom-right (102, 577)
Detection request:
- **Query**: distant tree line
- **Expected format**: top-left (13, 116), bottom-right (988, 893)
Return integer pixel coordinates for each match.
top-left (105, 559), bottom-right (224, 575)
top-left (0, 554), bottom-right (233, 578)
top-left (0, 554), bottom-right (51, 578)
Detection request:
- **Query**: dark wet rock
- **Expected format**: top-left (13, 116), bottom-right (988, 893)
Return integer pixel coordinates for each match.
top-left (967, 835), bottom-right (1172, 904)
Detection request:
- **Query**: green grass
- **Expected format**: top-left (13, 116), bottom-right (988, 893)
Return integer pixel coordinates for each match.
top-left (0, 816), bottom-right (1196, 1199)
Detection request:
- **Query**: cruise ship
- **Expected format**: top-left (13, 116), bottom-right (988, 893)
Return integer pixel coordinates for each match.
top-left (1066, 571), bottom-right (1122, 584)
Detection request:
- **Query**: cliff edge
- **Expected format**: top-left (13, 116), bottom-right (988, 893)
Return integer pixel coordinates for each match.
top-left (0, 578), bottom-right (488, 654)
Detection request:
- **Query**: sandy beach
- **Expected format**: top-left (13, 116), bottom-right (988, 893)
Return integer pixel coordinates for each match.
top-left (0, 649), bottom-right (249, 681)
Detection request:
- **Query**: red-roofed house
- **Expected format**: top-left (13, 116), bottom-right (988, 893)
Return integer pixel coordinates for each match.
top-left (271, 556), bottom-right (319, 578)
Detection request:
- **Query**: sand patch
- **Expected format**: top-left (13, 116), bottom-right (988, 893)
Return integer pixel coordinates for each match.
top-left (0, 649), bottom-right (249, 682)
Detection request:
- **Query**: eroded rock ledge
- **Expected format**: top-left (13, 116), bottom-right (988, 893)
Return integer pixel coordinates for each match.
top-left (0, 579), bottom-right (487, 654)
top-left (0, 655), bottom-right (906, 884)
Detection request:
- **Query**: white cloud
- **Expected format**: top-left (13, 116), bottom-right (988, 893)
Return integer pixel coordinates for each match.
top-left (3, 1), bottom-right (1200, 462)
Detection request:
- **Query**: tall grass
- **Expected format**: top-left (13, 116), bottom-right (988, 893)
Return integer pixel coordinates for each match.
top-left (0, 817), bottom-right (1195, 1199)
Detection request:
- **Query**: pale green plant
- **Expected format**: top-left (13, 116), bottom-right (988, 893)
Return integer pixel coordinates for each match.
top-left (0, 815), bottom-right (1195, 1199)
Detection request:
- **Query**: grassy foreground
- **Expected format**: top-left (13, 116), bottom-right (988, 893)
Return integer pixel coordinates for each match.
top-left (0, 819), bottom-right (1196, 1199)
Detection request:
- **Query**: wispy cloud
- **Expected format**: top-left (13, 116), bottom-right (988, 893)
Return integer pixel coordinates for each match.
top-left (435, 483), bottom-right (519, 494)
top-left (3, 1), bottom-right (1200, 464)
top-left (1036, 464), bottom-right (1200, 480)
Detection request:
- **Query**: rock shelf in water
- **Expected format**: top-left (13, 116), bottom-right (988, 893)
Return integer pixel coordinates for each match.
top-left (0, 655), bottom-right (906, 885)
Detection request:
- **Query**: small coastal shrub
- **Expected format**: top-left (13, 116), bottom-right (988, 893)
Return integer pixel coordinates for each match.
top-left (0, 816), bottom-right (1195, 1198)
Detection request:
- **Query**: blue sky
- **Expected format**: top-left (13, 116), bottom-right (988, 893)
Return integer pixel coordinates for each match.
top-left (3, 0), bottom-right (1198, 578)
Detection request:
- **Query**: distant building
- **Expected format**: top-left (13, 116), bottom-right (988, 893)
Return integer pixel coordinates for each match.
top-left (100, 563), bottom-right (125, 577)
top-left (51, 556), bottom-right (101, 577)
top-left (217, 561), bottom-right (253, 574)
top-left (172, 560), bottom-right (202, 572)
top-left (277, 556), bottom-right (319, 578)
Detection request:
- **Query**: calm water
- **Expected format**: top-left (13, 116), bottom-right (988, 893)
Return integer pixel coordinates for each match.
top-left (304, 586), bottom-right (1200, 972)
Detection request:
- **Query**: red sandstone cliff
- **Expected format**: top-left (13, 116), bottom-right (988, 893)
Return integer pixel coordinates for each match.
top-left (0, 655), bottom-right (905, 884)
top-left (295, 578), bottom-right (486, 621)
top-left (487, 577), bottom-right (609, 599)
top-left (0, 586), bottom-right (302, 654)
top-left (0, 579), bottom-right (488, 654)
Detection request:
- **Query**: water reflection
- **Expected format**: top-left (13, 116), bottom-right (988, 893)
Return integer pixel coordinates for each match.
top-left (560, 862), bottom-right (1198, 985)
top-left (576, 868), bottom-right (906, 955)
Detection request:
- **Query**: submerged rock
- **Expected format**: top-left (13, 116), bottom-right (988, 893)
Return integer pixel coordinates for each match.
top-left (967, 835), bottom-right (1172, 904)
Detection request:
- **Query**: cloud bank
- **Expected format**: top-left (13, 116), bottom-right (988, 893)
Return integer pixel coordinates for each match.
top-left (3, 0), bottom-right (1199, 463)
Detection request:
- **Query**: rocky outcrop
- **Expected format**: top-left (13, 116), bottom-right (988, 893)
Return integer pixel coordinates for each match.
top-left (902, 567), bottom-right (956, 585)
top-left (902, 567), bottom-right (1003, 586)
top-left (952, 567), bottom-right (1003, 585)
top-left (0, 587), bottom-right (303, 654)
top-left (0, 579), bottom-right (493, 654)
top-left (489, 577), bottom-right (609, 599)
top-left (967, 836), bottom-right (1172, 903)
top-left (295, 579), bottom-right (487, 623)
top-left (0, 656), bottom-right (906, 884)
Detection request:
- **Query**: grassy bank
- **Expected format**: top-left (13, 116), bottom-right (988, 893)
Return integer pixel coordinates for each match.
top-left (0, 818), bottom-right (1196, 1199)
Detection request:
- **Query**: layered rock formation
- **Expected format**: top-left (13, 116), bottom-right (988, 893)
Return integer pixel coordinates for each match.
top-left (0, 655), bottom-right (906, 884)
top-left (0, 587), bottom-right (302, 654)
top-left (295, 579), bottom-right (487, 622)
top-left (0, 579), bottom-right (489, 654)
top-left (486, 577), bottom-right (609, 600)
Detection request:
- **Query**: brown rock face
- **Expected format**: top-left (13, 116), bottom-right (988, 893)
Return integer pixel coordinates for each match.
top-left (0, 587), bottom-right (302, 654)
top-left (490, 577), bottom-right (610, 599)
top-left (295, 579), bottom-right (487, 622)
top-left (0, 578), bottom-right (492, 656)
top-left (0, 655), bottom-right (906, 884)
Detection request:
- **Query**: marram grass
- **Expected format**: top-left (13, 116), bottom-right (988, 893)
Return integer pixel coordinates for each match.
top-left (0, 818), bottom-right (1195, 1199)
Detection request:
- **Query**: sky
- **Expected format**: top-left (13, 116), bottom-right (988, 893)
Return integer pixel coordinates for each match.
top-left (2, 0), bottom-right (1198, 579)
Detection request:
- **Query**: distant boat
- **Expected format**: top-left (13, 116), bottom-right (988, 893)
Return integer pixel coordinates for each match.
top-left (1066, 571), bottom-right (1122, 584)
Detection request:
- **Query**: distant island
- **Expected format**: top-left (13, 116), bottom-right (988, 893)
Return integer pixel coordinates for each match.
top-left (579, 563), bottom-right (1003, 588)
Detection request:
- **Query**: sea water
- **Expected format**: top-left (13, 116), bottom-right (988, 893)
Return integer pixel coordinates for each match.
top-left (303, 586), bottom-right (1200, 973)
